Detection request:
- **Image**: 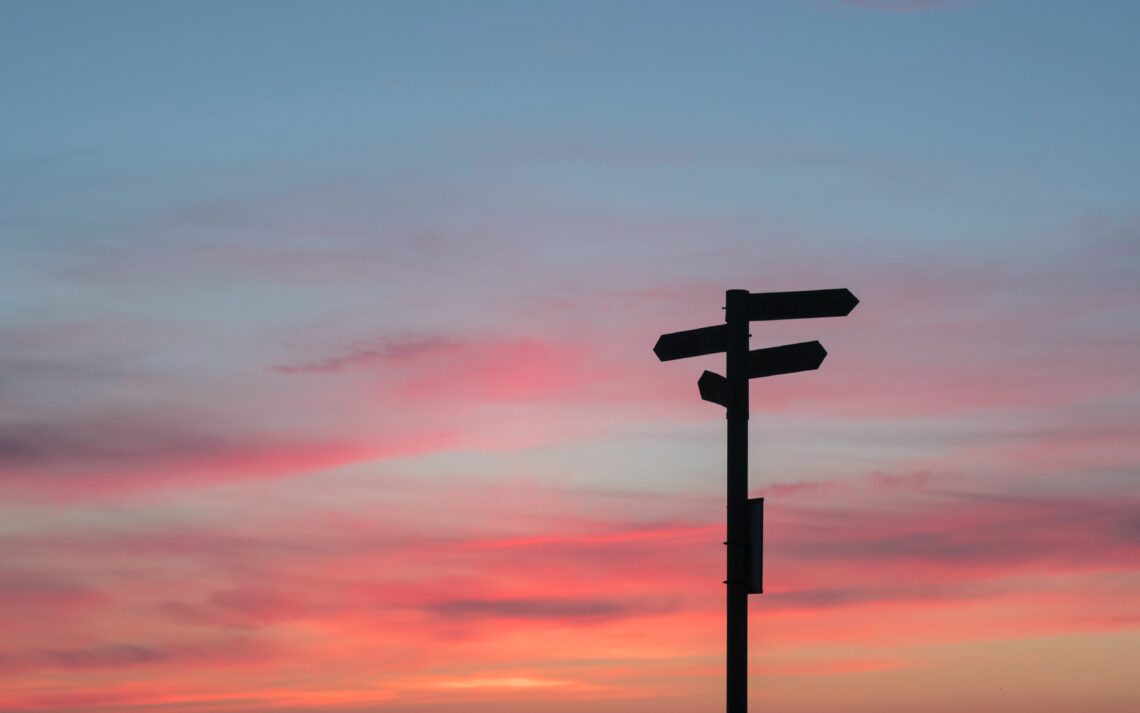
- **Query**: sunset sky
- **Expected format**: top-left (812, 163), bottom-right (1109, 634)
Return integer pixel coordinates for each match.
top-left (2, 1), bottom-right (1139, 711)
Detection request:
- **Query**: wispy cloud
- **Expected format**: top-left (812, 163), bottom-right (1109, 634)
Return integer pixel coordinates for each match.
top-left (0, 415), bottom-right (371, 499)
top-left (273, 334), bottom-right (454, 374)
top-left (427, 596), bottom-right (679, 622)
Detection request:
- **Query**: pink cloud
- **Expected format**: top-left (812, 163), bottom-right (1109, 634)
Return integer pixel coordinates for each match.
top-left (277, 333), bottom-right (595, 404)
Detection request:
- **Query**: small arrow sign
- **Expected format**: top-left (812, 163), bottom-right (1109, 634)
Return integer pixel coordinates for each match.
top-left (748, 288), bottom-right (858, 322)
top-left (698, 370), bottom-right (728, 407)
top-left (748, 341), bottom-right (827, 378)
top-left (654, 324), bottom-right (728, 362)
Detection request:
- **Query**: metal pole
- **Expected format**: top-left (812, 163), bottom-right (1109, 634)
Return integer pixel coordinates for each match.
top-left (724, 289), bottom-right (750, 713)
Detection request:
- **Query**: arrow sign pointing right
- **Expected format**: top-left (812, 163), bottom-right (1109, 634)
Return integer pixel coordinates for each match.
top-left (699, 342), bottom-right (826, 407)
top-left (654, 324), bottom-right (728, 362)
top-left (748, 341), bottom-right (827, 378)
top-left (748, 288), bottom-right (858, 321)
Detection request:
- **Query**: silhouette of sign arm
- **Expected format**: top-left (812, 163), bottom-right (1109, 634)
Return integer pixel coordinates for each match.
top-left (747, 341), bottom-right (827, 377)
top-left (748, 289), bottom-right (858, 321)
top-left (697, 341), bottom-right (827, 407)
top-left (654, 324), bottom-right (728, 361)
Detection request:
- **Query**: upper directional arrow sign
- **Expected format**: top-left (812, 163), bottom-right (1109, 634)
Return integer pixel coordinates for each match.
top-left (654, 324), bottom-right (728, 362)
top-left (748, 341), bottom-right (827, 378)
top-left (748, 289), bottom-right (858, 322)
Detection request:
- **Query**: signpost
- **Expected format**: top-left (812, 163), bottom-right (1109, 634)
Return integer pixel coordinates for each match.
top-left (654, 287), bottom-right (857, 713)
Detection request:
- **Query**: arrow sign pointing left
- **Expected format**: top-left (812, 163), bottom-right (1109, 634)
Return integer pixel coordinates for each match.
top-left (654, 324), bottom-right (728, 361)
top-left (698, 370), bottom-right (729, 407)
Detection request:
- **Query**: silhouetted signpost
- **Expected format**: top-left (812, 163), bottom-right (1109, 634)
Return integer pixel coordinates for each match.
top-left (654, 288), bottom-right (858, 713)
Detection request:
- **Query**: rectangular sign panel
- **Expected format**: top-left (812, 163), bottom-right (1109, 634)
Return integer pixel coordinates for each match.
top-left (748, 288), bottom-right (858, 322)
top-left (748, 497), bottom-right (764, 594)
top-left (653, 324), bottom-right (728, 362)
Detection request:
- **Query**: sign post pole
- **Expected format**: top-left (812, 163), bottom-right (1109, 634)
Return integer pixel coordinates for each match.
top-left (725, 289), bottom-right (750, 713)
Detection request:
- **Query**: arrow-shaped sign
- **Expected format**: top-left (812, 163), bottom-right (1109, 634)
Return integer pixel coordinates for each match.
top-left (697, 341), bottom-right (827, 407)
top-left (698, 370), bottom-right (728, 407)
top-left (654, 324), bottom-right (727, 362)
top-left (748, 341), bottom-right (827, 378)
top-left (748, 289), bottom-right (858, 322)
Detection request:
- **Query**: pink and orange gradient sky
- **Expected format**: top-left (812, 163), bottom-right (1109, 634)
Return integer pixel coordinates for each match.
top-left (2, 1), bottom-right (1139, 711)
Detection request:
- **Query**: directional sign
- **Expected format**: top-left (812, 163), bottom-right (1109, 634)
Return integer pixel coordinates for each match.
top-left (748, 498), bottom-right (764, 594)
top-left (748, 288), bottom-right (858, 322)
top-left (698, 343), bottom-right (826, 407)
top-left (748, 341), bottom-right (827, 378)
top-left (654, 324), bottom-right (727, 362)
top-left (698, 370), bottom-right (728, 407)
